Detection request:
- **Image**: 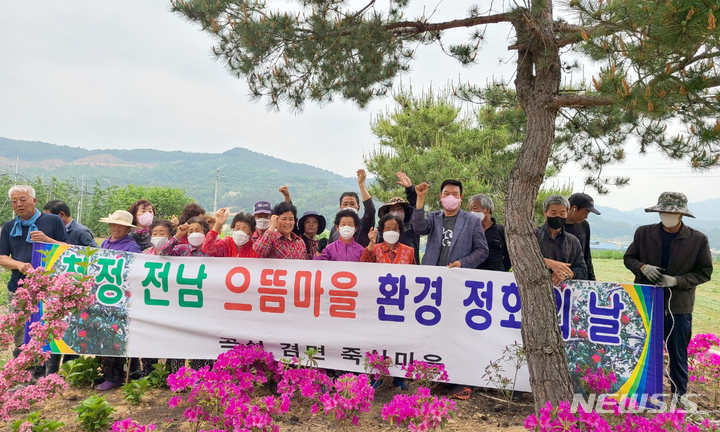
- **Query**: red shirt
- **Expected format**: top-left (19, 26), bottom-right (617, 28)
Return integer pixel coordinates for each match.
top-left (360, 242), bottom-right (415, 264)
top-left (202, 229), bottom-right (259, 258)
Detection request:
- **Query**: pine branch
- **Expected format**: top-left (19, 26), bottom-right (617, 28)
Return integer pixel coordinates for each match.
top-left (385, 11), bottom-right (516, 35)
top-left (552, 94), bottom-right (614, 109)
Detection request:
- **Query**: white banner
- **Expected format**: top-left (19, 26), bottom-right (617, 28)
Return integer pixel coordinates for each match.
top-left (33, 243), bottom-right (664, 394)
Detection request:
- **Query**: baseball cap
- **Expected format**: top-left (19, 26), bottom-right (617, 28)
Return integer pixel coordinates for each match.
top-left (568, 193), bottom-right (600, 215)
top-left (253, 200), bottom-right (272, 215)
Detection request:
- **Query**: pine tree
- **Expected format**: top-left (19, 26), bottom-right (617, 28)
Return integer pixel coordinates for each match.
top-left (171, 0), bottom-right (720, 410)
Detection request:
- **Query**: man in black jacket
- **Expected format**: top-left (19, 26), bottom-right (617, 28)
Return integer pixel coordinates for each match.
top-left (565, 193), bottom-right (600, 281)
top-left (469, 193), bottom-right (511, 272)
top-left (535, 195), bottom-right (588, 284)
top-left (624, 192), bottom-right (713, 398)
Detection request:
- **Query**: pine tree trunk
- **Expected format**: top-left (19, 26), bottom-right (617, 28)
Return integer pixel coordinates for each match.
top-left (505, 2), bottom-right (575, 413)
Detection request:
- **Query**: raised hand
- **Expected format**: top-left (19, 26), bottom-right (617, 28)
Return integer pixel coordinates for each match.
top-left (176, 223), bottom-right (189, 239)
top-left (269, 214), bottom-right (279, 232)
top-left (396, 171), bottom-right (412, 188)
top-left (357, 169), bottom-right (367, 185)
top-left (367, 227), bottom-right (378, 244)
top-left (415, 182), bottom-right (429, 198)
top-left (216, 208), bottom-right (230, 226)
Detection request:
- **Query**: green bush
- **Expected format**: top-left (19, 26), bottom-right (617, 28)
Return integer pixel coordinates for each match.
top-left (11, 411), bottom-right (65, 432)
top-left (122, 377), bottom-right (150, 405)
top-left (59, 357), bottom-right (101, 387)
top-left (146, 362), bottom-right (170, 389)
top-left (74, 395), bottom-right (115, 432)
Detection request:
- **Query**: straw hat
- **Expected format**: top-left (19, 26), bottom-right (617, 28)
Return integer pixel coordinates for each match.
top-left (100, 210), bottom-right (138, 228)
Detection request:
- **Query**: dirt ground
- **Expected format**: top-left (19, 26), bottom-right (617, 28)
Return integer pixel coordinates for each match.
top-left (2, 381), bottom-right (533, 432)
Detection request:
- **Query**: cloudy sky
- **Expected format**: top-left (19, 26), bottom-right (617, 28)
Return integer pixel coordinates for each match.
top-left (1, 1), bottom-right (718, 211)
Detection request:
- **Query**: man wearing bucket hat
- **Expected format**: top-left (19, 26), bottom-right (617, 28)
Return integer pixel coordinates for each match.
top-left (99, 210), bottom-right (142, 254)
top-left (377, 196), bottom-right (419, 264)
top-left (624, 192), bottom-right (713, 398)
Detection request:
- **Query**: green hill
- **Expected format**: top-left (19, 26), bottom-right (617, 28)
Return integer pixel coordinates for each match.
top-left (0, 137), bottom-right (359, 221)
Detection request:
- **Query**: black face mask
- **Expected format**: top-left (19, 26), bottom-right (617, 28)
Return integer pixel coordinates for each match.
top-left (547, 216), bottom-right (566, 230)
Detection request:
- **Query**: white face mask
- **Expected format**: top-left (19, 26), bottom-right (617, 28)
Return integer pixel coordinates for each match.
top-left (389, 210), bottom-right (405, 220)
top-left (255, 218), bottom-right (270, 231)
top-left (338, 226), bottom-right (355, 241)
top-left (659, 212), bottom-right (682, 228)
top-left (150, 236), bottom-right (168, 249)
top-left (383, 230), bottom-right (400, 245)
top-left (187, 232), bottom-right (206, 247)
top-left (232, 230), bottom-right (250, 246)
top-left (471, 212), bottom-right (485, 220)
top-left (344, 207), bottom-right (358, 214)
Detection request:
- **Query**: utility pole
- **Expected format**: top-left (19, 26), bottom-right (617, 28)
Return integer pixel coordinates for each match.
top-left (14, 155), bottom-right (18, 185)
top-left (213, 168), bottom-right (220, 212)
top-left (77, 174), bottom-right (85, 224)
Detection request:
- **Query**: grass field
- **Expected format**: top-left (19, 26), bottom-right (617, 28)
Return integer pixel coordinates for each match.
top-left (0, 258), bottom-right (718, 333)
top-left (594, 257), bottom-right (720, 335)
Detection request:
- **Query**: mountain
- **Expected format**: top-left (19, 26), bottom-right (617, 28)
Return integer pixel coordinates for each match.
top-left (591, 200), bottom-right (720, 251)
top-left (0, 137), bottom-right (359, 222)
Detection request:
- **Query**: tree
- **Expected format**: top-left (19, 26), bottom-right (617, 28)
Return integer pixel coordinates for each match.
top-left (364, 85), bottom-right (565, 223)
top-left (171, 0), bottom-right (720, 410)
top-left (86, 184), bottom-right (194, 237)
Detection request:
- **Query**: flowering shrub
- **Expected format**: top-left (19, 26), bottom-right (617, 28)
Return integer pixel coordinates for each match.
top-left (381, 386), bottom-right (456, 432)
top-left (277, 367), bottom-right (331, 400)
top-left (167, 344), bottom-right (287, 432)
top-left (524, 399), bottom-right (718, 432)
top-left (111, 418), bottom-right (157, 432)
top-left (578, 365), bottom-right (617, 395)
top-left (312, 373), bottom-right (375, 428)
top-left (688, 333), bottom-right (720, 409)
top-left (402, 361), bottom-right (449, 389)
top-left (364, 351), bottom-right (394, 380)
top-left (0, 265), bottom-right (95, 420)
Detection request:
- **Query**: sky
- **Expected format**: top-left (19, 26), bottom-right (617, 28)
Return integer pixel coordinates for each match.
top-left (1, 1), bottom-right (718, 211)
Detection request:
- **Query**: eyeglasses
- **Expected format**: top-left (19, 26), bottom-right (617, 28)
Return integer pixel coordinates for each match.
top-left (11, 198), bottom-right (31, 205)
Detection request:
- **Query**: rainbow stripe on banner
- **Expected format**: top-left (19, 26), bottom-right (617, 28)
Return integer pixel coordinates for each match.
top-left (615, 283), bottom-right (665, 401)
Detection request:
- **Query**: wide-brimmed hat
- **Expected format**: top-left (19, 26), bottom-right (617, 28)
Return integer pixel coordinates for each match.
top-left (100, 210), bottom-right (138, 228)
top-left (378, 197), bottom-right (413, 224)
top-left (297, 211), bottom-right (327, 235)
top-left (644, 192), bottom-right (695, 218)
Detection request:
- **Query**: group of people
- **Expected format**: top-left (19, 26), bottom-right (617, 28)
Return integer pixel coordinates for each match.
top-left (0, 169), bottom-right (713, 401)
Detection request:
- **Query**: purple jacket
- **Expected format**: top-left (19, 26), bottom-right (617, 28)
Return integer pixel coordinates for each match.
top-left (101, 235), bottom-right (142, 253)
top-left (314, 239), bottom-right (365, 262)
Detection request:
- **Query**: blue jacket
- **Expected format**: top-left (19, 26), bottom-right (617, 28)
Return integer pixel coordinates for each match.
top-left (411, 208), bottom-right (489, 268)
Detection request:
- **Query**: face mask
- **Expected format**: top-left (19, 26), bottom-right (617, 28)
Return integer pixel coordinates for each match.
top-left (440, 195), bottom-right (461, 211)
top-left (338, 226), bottom-right (355, 241)
top-left (546, 216), bottom-right (566, 230)
top-left (138, 212), bottom-right (154, 227)
top-left (150, 236), bottom-right (168, 249)
top-left (256, 218), bottom-right (270, 231)
top-left (232, 230), bottom-right (250, 246)
top-left (344, 207), bottom-right (358, 214)
top-left (659, 213), bottom-right (682, 228)
top-left (471, 212), bottom-right (485, 220)
top-left (187, 232), bottom-right (206, 247)
top-left (383, 230), bottom-right (400, 245)
top-left (389, 210), bottom-right (405, 220)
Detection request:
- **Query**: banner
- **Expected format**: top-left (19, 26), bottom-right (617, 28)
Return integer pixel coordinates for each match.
top-left (32, 243), bottom-right (663, 396)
